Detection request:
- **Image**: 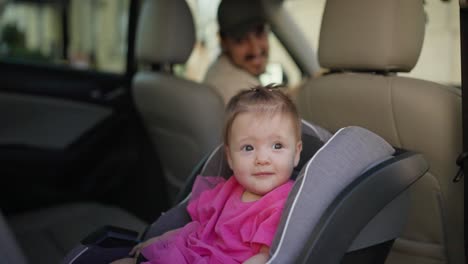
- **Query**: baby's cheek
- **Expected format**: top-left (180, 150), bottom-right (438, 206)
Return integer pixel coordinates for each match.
top-left (231, 161), bottom-right (249, 175)
top-left (234, 170), bottom-right (248, 180)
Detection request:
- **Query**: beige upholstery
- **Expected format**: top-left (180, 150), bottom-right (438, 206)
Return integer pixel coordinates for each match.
top-left (133, 0), bottom-right (224, 203)
top-left (136, 0), bottom-right (195, 64)
top-left (296, 0), bottom-right (464, 263)
top-left (319, 0), bottom-right (425, 72)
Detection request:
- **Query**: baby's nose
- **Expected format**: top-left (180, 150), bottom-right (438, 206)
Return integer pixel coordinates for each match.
top-left (255, 151), bottom-right (270, 165)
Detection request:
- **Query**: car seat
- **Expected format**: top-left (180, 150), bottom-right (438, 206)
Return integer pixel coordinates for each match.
top-left (132, 0), bottom-right (225, 204)
top-left (295, 0), bottom-right (463, 263)
top-left (61, 121), bottom-right (428, 264)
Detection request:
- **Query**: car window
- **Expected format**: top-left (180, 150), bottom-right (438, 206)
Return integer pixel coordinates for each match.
top-left (284, 0), bottom-right (461, 87)
top-left (178, 0), bottom-right (302, 87)
top-left (0, 0), bottom-right (130, 74)
top-left (263, 33), bottom-right (302, 87)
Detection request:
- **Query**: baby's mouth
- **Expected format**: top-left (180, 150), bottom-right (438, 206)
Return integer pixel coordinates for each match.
top-left (253, 172), bottom-right (274, 177)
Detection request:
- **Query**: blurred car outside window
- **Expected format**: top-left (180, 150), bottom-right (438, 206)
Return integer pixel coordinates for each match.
top-left (0, 0), bottom-right (130, 74)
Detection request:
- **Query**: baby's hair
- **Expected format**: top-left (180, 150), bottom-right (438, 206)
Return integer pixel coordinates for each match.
top-left (223, 84), bottom-right (301, 146)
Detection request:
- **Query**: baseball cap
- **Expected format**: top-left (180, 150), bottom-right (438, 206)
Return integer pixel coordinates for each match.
top-left (217, 0), bottom-right (266, 38)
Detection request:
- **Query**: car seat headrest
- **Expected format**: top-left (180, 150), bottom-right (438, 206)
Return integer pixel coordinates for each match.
top-left (135, 0), bottom-right (195, 65)
top-left (269, 126), bottom-right (395, 263)
top-left (318, 0), bottom-right (425, 73)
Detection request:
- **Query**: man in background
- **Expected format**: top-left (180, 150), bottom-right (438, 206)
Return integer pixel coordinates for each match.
top-left (204, 0), bottom-right (269, 104)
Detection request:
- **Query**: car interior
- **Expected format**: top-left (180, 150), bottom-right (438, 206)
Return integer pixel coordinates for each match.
top-left (0, 0), bottom-right (466, 263)
top-left (61, 122), bottom-right (429, 264)
top-left (296, 0), bottom-right (464, 263)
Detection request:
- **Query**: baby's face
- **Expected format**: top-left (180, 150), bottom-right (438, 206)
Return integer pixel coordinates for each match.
top-left (226, 112), bottom-right (302, 199)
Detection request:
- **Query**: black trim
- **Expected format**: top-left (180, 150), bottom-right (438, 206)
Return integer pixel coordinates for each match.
top-left (459, 5), bottom-right (468, 260)
top-left (126, 0), bottom-right (140, 79)
top-left (61, 1), bottom-right (69, 60)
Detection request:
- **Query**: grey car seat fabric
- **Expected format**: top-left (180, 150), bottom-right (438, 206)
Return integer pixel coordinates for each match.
top-left (296, 0), bottom-right (463, 263)
top-left (268, 126), bottom-right (394, 263)
top-left (133, 0), bottom-right (224, 204)
top-left (140, 123), bottom-right (427, 263)
top-left (2, 203), bottom-right (146, 264)
top-left (269, 127), bottom-right (413, 263)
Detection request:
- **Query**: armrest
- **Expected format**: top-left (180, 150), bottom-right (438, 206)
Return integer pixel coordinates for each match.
top-left (82, 225), bottom-right (139, 247)
top-left (62, 225), bottom-right (139, 264)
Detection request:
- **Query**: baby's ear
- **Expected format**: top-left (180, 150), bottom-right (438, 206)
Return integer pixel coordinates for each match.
top-left (225, 145), bottom-right (233, 169)
top-left (294, 141), bottom-right (303, 167)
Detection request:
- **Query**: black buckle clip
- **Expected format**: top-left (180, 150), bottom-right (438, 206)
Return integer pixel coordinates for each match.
top-left (453, 152), bottom-right (468, 182)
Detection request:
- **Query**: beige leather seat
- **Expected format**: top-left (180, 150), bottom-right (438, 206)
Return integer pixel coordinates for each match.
top-left (133, 0), bottom-right (224, 204)
top-left (296, 0), bottom-right (463, 263)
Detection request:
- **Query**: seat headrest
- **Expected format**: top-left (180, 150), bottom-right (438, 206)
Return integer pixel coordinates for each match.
top-left (135, 0), bottom-right (196, 64)
top-left (318, 0), bottom-right (425, 72)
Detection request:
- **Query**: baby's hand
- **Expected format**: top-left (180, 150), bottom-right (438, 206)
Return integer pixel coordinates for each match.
top-left (126, 228), bottom-right (181, 261)
top-left (109, 257), bottom-right (136, 264)
top-left (128, 243), bottom-right (143, 257)
top-left (129, 229), bottom-right (180, 257)
top-left (243, 246), bottom-right (269, 264)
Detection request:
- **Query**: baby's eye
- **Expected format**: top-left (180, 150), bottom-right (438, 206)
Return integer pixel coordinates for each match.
top-left (242, 145), bottom-right (254, 152)
top-left (273, 143), bottom-right (283, 149)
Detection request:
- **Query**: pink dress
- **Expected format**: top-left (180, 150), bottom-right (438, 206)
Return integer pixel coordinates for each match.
top-left (140, 176), bottom-right (293, 264)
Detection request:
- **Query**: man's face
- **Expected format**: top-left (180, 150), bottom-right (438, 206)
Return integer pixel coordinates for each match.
top-left (221, 24), bottom-right (269, 77)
